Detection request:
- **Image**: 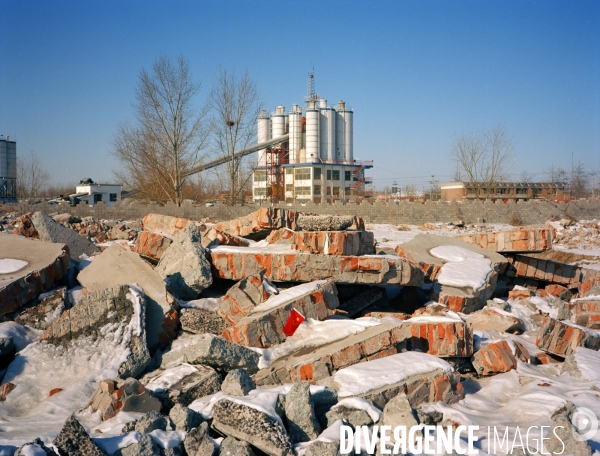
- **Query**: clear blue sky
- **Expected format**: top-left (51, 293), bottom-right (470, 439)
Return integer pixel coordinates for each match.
top-left (1, 0), bottom-right (599, 191)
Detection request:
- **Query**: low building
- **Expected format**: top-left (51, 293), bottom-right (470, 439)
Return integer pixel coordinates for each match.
top-left (70, 178), bottom-right (122, 207)
top-left (440, 181), bottom-right (566, 202)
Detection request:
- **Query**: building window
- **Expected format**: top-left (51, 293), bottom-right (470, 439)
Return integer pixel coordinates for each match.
top-left (345, 170), bottom-right (352, 181)
top-left (295, 186), bottom-right (311, 196)
top-left (332, 170), bottom-right (340, 181)
top-left (285, 168), bottom-right (292, 174)
top-left (327, 170), bottom-right (331, 180)
top-left (314, 185), bottom-right (321, 195)
top-left (516, 188), bottom-right (527, 195)
top-left (332, 187), bottom-right (340, 196)
top-left (294, 167), bottom-right (311, 180)
top-left (285, 184), bottom-right (293, 192)
top-left (345, 187), bottom-right (351, 194)
top-left (94, 194), bottom-right (102, 203)
top-left (254, 170), bottom-right (267, 182)
top-left (326, 187), bottom-right (331, 195)
top-left (254, 188), bottom-right (267, 196)
top-left (110, 193), bottom-right (118, 202)
top-left (314, 167), bottom-right (322, 180)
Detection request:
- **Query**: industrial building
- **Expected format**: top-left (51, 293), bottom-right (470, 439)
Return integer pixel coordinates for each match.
top-left (440, 181), bottom-right (566, 202)
top-left (69, 178), bottom-right (122, 207)
top-left (252, 76), bottom-right (372, 203)
top-left (0, 136), bottom-right (17, 202)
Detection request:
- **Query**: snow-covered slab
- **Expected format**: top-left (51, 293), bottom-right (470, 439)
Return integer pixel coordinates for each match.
top-left (0, 233), bottom-right (70, 319)
top-left (430, 245), bottom-right (492, 289)
top-left (334, 352), bottom-right (453, 398)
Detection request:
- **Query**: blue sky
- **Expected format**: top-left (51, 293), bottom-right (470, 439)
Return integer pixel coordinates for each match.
top-left (1, 0), bottom-right (599, 191)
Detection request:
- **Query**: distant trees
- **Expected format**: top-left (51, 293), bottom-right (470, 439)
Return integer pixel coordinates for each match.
top-left (112, 56), bottom-right (211, 206)
top-left (209, 69), bottom-right (261, 205)
top-left (451, 126), bottom-right (513, 199)
top-left (546, 162), bottom-right (590, 199)
top-left (16, 151), bottom-right (50, 199)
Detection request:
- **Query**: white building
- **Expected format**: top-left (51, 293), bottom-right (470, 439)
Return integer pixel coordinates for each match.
top-left (252, 97), bottom-right (372, 203)
top-left (70, 178), bottom-right (122, 207)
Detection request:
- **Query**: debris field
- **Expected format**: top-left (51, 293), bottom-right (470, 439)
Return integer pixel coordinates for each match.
top-left (1, 207), bottom-right (600, 455)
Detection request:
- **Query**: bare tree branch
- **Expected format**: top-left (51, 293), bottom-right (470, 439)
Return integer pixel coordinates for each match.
top-left (112, 56), bottom-right (211, 206)
top-left (17, 151), bottom-right (50, 199)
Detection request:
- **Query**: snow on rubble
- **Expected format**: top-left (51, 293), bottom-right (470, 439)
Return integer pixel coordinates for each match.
top-left (2, 209), bottom-right (600, 455)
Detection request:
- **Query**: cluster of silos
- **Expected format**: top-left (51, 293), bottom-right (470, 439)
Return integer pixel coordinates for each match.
top-left (257, 99), bottom-right (353, 166)
top-left (0, 137), bottom-right (17, 201)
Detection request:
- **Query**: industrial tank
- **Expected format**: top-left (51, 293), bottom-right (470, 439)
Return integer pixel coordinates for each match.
top-left (320, 105), bottom-right (336, 162)
top-left (305, 103), bottom-right (320, 162)
top-left (336, 101), bottom-right (346, 162)
top-left (288, 105), bottom-right (302, 163)
top-left (343, 109), bottom-right (353, 162)
top-left (272, 105), bottom-right (286, 139)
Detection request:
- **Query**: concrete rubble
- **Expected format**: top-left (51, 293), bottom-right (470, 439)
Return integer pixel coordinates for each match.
top-left (2, 207), bottom-right (600, 454)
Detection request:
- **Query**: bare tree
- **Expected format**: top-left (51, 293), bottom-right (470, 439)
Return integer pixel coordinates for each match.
top-left (571, 161), bottom-right (588, 198)
top-left (547, 164), bottom-right (568, 183)
top-left (451, 126), bottom-right (513, 199)
top-left (519, 170), bottom-right (533, 182)
top-left (112, 56), bottom-right (210, 206)
top-left (16, 151), bottom-right (50, 199)
top-left (209, 68), bottom-right (261, 205)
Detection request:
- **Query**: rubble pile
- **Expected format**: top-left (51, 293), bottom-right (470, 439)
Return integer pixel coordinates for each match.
top-left (0, 209), bottom-right (600, 455)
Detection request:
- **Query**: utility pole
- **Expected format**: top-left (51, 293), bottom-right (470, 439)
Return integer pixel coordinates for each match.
top-left (429, 175), bottom-right (439, 201)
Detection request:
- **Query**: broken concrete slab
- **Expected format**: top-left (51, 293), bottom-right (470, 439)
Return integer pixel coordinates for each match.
top-left (142, 213), bottom-right (194, 237)
top-left (184, 421), bottom-right (217, 456)
top-left (180, 307), bottom-right (227, 335)
top-left (215, 207), bottom-right (299, 240)
top-left (331, 352), bottom-right (464, 409)
top-left (169, 404), bottom-right (203, 431)
top-left (211, 398), bottom-right (293, 456)
top-left (77, 244), bottom-right (171, 350)
top-left (217, 272), bottom-right (273, 326)
top-left (31, 211), bottom-right (99, 261)
top-left (133, 231), bottom-right (173, 262)
top-left (0, 233), bottom-right (71, 320)
top-left (457, 228), bottom-right (552, 253)
top-left (148, 364), bottom-right (222, 410)
top-left (53, 415), bottom-right (107, 456)
top-left (394, 233), bottom-right (507, 314)
top-left (509, 254), bottom-right (582, 286)
top-left (285, 381), bottom-right (321, 443)
top-left (161, 334), bottom-right (260, 374)
top-left (222, 280), bottom-right (339, 348)
top-left (296, 215), bottom-right (354, 232)
top-left (466, 307), bottom-right (525, 334)
top-left (155, 224), bottom-right (213, 300)
top-left (15, 286), bottom-right (68, 330)
top-left (292, 231), bottom-right (375, 256)
top-left (40, 285), bottom-right (151, 379)
top-left (222, 369), bottom-right (255, 397)
top-left (536, 317), bottom-right (600, 358)
top-left (209, 247), bottom-right (424, 287)
top-left (471, 340), bottom-right (518, 376)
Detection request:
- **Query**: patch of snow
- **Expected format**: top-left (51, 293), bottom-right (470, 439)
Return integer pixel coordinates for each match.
top-left (0, 259), bottom-right (28, 274)
top-left (430, 245), bottom-right (492, 290)
top-left (43, 303), bottom-right (66, 328)
top-left (294, 419), bottom-right (346, 455)
top-left (19, 445), bottom-right (47, 456)
top-left (148, 430), bottom-right (186, 449)
top-left (0, 313), bottom-right (141, 445)
top-left (330, 397), bottom-right (383, 422)
top-left (92, 433), bottom-right (141, 455)
top-left (179, 297), bottom-right (221, 311)
top-left (209, 243), bottom-right (294, 254)
top-left (67, 286), bottom-right (84, 306)
top-left (145, 364), bottom-right (198, 394)
top-left (262, 277), bottom-right (279, 295)
top-left (526, 296), bottom-right (558, 318)
top-left (250, 281), bottom-right (327, 315)
top-left (0, 322), bottom-right (40, 351)
top-left (254, 318), bottom-right (381, 369)
top-left (76, 254), bottom-right (93, 271)
top-left (406, 310), bottom-right (465, 324)
top-left (334, 352), bottom-right (453, 398)
top-left (568, 347), bottom-right (600, 382)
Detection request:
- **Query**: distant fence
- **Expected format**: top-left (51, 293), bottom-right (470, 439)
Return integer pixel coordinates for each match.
top-left (6, 198), bottom-right (600, 226)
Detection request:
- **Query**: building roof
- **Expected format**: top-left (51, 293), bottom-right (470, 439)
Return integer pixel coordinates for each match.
top-left (440, 181), bottom-right (566, 189)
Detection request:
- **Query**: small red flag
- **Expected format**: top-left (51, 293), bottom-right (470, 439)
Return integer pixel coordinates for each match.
top-left (283, 308), bottom-right (305, 337)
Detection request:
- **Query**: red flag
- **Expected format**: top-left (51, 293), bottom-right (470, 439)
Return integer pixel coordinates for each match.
top-left (283, 308), bottom-right (305, 337)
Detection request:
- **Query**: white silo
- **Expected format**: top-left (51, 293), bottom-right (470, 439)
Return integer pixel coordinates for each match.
top-left (6, 140), bottom-right (16, 179)
top-left (257, 110), bottom-right (270, 166)
top-left (0, 139), bottom-right (6, 178)
top-left (344, 108), bottom-right (353, 162)
top-left (305, 102), bottom-right (320, 162)
top-left (272, 105), bottom-right (286, 139)
top-left (336, 101), bottom-right (346, 162)
top-left (322, 106), bottom-right (336, 162)
top-left (288, 105), bottom-right (302, 163)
